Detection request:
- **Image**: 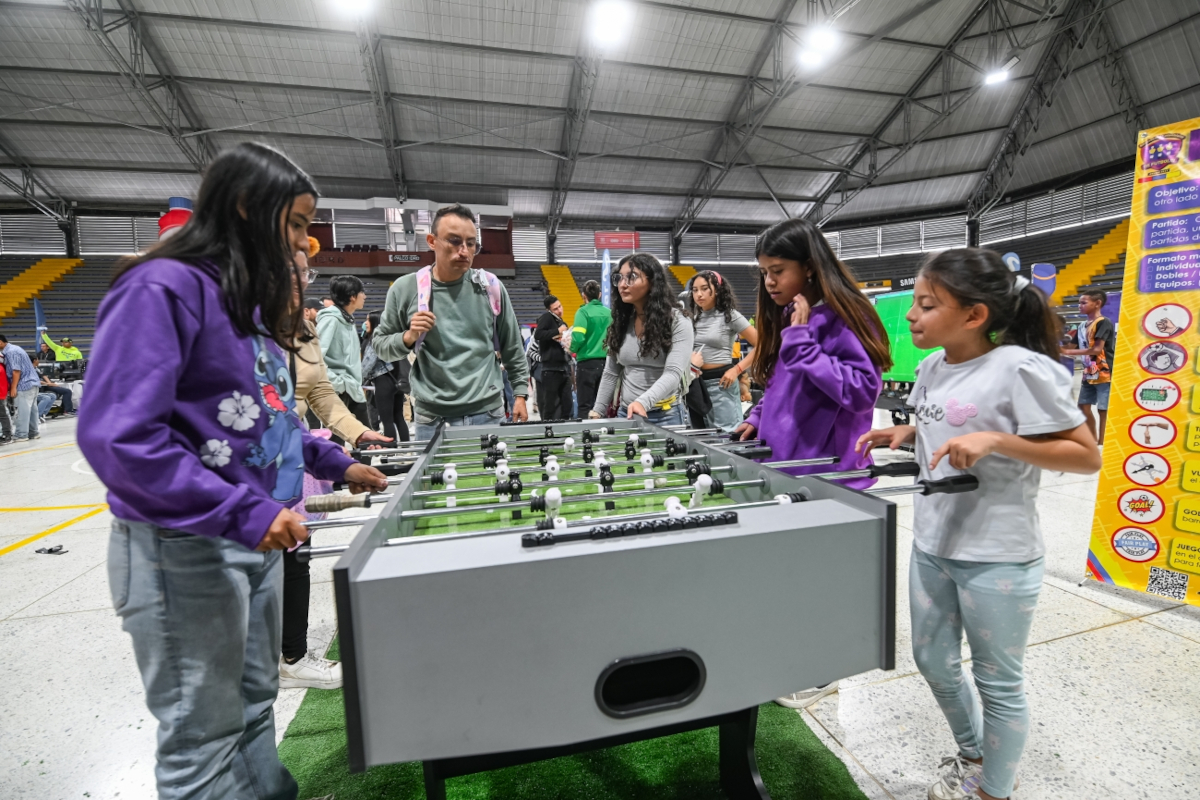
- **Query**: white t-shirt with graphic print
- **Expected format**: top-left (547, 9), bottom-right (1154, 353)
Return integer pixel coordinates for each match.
top-left (909, 346), bottom-right (1086, 563)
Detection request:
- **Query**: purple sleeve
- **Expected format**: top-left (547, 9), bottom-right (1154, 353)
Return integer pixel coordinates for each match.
top-left (77, 280), bottom-right (282, 550)
top-left (302, 428), bottom-right (356, 482)
top-left (778, 323), bottom-right (881, 414)
top-left (745, 401), bottom-right (763, 430)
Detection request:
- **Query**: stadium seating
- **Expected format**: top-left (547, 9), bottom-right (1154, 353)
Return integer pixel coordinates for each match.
top-left (0, 257), bottom-right (112, 353)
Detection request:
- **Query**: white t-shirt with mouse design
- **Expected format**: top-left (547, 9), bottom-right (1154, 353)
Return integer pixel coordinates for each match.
top-left (909, 346), bottom-right (1085, 562)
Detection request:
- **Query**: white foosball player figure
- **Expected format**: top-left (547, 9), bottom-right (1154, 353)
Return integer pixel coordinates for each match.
top-left (562, 437), bottom-right (575, 453)
top-left (641, 448), bottom-right (655, 490)
top-left (545, 454), bottom-right (560, 481)
top-left (443, 463), bottom-right (458, 508)
top-left (690, 473), bottom-right (712, 509)
top-left (544, 487), bottom-right (562, 517)
top-left (665, 496), bottom-right (687, 519)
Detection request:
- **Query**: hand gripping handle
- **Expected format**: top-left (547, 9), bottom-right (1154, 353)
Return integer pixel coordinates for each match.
top-left (304, 493), bottom-right (372, 514)
top-left (917, 474), bottom-right (979, 495)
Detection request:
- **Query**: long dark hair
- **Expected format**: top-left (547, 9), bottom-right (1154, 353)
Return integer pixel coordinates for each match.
top-left (362, 309), bottom-right (382, 354)
top-left (114, 142), bottom-right (318, 350)
top-left (919, 248), bottom-right (1060, 361)
top-left (751, 218), bottom-right (892, 386)
top-left (604, 252), bottom-right (679, 359)
top-left (684, 270), bottom-right (738, 324)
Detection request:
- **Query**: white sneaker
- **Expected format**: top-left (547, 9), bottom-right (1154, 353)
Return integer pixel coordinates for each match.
top-left (929, 755), bottom-right (983, 800)
top-left (279, 652), bottom-right (343, 690)
top-left (774, 680), bottom-right (839, 709)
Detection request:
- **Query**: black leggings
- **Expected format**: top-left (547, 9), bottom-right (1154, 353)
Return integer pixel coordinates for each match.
top-left (281, 541), bottom-right (310, 662)
top-left (372, 375), bottom-right (410, 442)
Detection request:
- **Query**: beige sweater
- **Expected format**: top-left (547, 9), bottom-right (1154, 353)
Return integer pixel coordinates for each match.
top-left (292, 321), bottom-right (370, 446)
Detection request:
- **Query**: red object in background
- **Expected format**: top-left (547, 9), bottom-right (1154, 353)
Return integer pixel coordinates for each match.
top-left (158, 208), bottom-right (192, 238)
top-left (307, 223), bottom-right (334, 253)
top-left (595, 232), bottom-right (638, 250)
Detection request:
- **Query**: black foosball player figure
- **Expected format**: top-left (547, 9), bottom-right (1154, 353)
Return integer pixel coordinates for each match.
top-left (599, 465), bottom-right (615, 510)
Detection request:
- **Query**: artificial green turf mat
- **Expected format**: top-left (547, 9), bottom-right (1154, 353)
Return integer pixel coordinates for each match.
top-left (279, 642), bottom-right (868, 800)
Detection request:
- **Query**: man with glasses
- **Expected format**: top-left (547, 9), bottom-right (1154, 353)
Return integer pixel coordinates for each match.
top-left (373, 203), bottom-right (529, 438)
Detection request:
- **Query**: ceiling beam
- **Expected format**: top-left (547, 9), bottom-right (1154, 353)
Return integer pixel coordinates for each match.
top-left (671, 0), bottom-right (950, 238)
top-left (1090, 2), bottom-right (1147, 132)
top-left (0, 131), bottom-right (70, 222)
top-left (63, 0), bottom-right (214, 171)
top-left (353, 16), bottom-right (406, 201)
top-left (806, 0), bottom-right (991, 226)
top-left (546, 34), bottom-right (602, 236)
top-left (965, 0), bottom-right (1113, 220)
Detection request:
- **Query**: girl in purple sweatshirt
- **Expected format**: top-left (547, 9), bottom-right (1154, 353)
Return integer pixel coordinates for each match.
top-left (735, 218), bottom-right (891, 490)
top-left (79, 143), bottom-right (386, 800)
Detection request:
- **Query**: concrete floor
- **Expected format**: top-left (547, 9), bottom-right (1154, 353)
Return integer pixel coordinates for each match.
top-left (1, 416), bottom-right (1197, 799)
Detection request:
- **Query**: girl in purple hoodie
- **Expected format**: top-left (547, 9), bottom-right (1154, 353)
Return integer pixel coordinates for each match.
top-left (79, 143), bottom-right (386, 799)
top-left (734, 220), bottom-right (892, 712)
top-left (735, 218), bottom-right (891, 486)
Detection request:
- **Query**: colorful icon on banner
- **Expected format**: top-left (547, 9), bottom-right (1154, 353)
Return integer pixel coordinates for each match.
top-left (1001, 252), bottom-right (1021, 272)
top-left (1139, 341), bottom-right (1188, 375)
top-left (1130, 414), bottom-right (1177, 449)
top-left (1120, 488), bottom-right (1165, 524)
top-left (1141, 303), bottom-right (1192, 339)
top-left (1124, 452), bottom-right (1171, 487)
top-left (1111, 527), bottom-right (1161, 563)
top-left (1142, 134), bottom-right (1185, 172)
top-left (1134, 378), bottom-right (1181, 412)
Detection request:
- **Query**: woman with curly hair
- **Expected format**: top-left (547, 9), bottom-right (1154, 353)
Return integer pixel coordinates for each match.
top-left (684, 270), bottom-right (758, 431)
top-left (589, 252), bottom-right (694, 425)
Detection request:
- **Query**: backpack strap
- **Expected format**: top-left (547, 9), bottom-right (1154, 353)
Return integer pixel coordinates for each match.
top-left (413, 266), bottom-right (433, 354)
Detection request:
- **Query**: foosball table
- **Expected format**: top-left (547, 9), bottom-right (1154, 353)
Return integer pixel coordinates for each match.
top-left (301, 419), bottom-right (977, 799)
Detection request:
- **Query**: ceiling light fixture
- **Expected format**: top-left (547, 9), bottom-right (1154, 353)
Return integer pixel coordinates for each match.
top-left (798, 49), bottom-right (825, 68)
top-left (806, 25), bottom-right (840, 54)
top-left (986, 55), bottom-right (1020, 85)
top-left (589, 0), bottom-right (635, 49)
top-left (341, 0), bottom-right (373, 16)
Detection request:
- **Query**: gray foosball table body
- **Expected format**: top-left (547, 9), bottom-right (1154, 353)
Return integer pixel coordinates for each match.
top-left (332, 420), bottom-right (897, 771)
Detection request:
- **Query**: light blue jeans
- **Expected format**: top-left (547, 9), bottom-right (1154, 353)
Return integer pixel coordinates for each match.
top-left (619, 402), bottom-right (688, 428)
top-left (703, 376), bottom-right (742, 432)
top-left (414, 404), bottom-right (506, 441)
top-left (14, 386), bottom-right (39, 438)
top-left (910, 544), bottom-right (1043, 799)
top-left (108, 519), bottom-right (297, 800)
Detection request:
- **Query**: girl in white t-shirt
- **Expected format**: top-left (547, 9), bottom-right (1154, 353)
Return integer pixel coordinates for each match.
top-left (856, 248), bottom-right (1101, 800)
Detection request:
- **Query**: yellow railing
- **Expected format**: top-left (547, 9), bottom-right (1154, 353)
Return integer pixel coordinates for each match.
top-left (540, 264), bottom-right (584, 322)
top-left (1050, 219), bottom-right (1130, 306)
top-left (0, 258), bottom-right (83, 322)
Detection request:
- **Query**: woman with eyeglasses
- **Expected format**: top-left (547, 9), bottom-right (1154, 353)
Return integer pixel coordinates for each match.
top-left (589, 252), bottom-right (694, 425)
top-left (684, 270), bottom-right (757, 432)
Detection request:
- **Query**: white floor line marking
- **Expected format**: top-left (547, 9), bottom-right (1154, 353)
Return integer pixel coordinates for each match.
top-left (71, 458), bottom-right (95, 476)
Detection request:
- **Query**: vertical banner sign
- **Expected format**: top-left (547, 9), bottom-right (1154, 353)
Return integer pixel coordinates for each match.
top-left (601, 249), bottom-right (612, 308)
top-left (1087, 116), bottom-right (1200, 606)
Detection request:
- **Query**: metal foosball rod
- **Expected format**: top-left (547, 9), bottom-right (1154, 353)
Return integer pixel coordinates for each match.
top-left (296, 474), bottom-right (979, 557)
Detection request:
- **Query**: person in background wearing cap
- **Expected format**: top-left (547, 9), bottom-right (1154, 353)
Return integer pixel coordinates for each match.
top-left (40, 331), bottom-right (83, 361)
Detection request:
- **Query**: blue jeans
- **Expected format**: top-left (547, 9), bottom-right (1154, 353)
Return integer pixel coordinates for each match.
top-left (13, 386), bottom-right (39, 438)
top-left (703, 376), bottom-right (742, 432)
top-left (1077, 380), bottom-right (1110, 410)
top-left (414, 405), bottom-right (506, 441)
top-left (909, 545), bottom-right (1043, 799)
top-left (108, 519), bottom-right (297, 800)
top-left (618, 402), bottom-right (688, 428)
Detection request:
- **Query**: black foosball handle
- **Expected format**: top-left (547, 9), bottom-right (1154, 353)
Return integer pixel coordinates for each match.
top-left (868, 461), bottom-right (921, 478)
top-left (917, 475), bottom-right (979, 495)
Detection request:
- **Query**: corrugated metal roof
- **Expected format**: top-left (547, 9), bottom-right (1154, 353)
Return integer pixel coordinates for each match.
top-left (0, 0), bottom-right (1190, 229)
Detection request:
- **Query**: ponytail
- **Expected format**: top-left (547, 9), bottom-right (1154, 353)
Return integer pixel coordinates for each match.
top-left (918, 248), bottom-right (1060, 361)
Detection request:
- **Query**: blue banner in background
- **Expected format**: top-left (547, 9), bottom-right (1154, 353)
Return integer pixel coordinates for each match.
top-left (601, 248), bottom-right (612, 308)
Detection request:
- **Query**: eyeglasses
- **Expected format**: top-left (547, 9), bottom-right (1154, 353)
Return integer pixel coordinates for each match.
top-left (437, 236), bottom-right (480, 254)
top-left (611, 271), bottom-right (643, 287)
top-left (303, 269), bottom-right (319, 284)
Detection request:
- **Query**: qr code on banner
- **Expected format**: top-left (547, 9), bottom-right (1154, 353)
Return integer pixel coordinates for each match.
top-left (1146, 566), bottom-right (1189, 601)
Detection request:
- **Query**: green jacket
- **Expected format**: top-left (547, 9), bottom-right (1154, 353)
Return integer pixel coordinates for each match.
top-left (42, 332), bottom-right (83, 361)
top-left (569, 300), bottom-right (612, 362)
top-left (373, 269), bottom-right (529, 418)
top-left (315, 306), bottom-right (366, 404)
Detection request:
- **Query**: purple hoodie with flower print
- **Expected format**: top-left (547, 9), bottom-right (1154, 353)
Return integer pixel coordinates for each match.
top-left (78, 258), bottom-right (355, 550)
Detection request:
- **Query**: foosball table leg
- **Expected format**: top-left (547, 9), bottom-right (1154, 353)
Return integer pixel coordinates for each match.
top-left (719, 706), bottom-right (771, 800)
top-left (422, 760), bottom-right (447, 800)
